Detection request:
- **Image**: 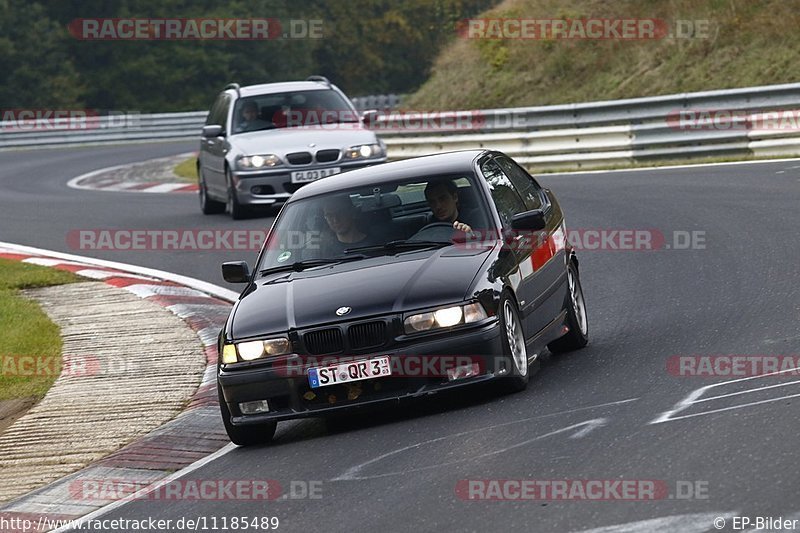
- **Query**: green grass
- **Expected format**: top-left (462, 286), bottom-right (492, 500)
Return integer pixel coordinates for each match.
top-left (0, 259), bottom-right (82, 401)
top-left (173, 156), bottom-right (198, 182)
top-left (407, 0), bottom-right (800, 110)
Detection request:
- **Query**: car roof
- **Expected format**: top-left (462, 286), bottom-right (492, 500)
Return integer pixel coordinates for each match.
top-left (234, 81), bottom-right (337, 98)
top-left (289, 150), bottom-right (490, 201)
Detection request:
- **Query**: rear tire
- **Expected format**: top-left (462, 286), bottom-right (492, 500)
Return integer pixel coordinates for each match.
top-left (218, 384), bottom-right (277, 446)
top-left (548, 261), bottom-right (589, 353)
top-left (199, 168), bottom-right (225, 215)
top-left (498, 292), bottom-right (530, 392)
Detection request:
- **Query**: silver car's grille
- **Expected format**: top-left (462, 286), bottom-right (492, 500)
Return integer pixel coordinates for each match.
top-left (286, 152), bottom-right (313, 165)
top-left (315, 149), bottom-right (340, 163)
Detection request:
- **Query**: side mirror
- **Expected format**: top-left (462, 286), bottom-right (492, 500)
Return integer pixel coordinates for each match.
top-left (511, 209), bottom-right (546, 231)
top-left (222, 261), bottom-right (251, 283)
top-left (361, 109), bottom-right (379, 127)
top-left (202, 125), bottom-right (224, 138)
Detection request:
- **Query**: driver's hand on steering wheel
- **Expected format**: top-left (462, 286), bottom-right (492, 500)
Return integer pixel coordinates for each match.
top-left (453, 221), bottom-right (472, 233)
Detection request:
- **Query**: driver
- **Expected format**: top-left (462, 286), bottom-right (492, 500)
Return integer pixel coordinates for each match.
top-left (423, 179), bottom-right (478, 233)
top-left (237, 100), bottom-right (270, 132)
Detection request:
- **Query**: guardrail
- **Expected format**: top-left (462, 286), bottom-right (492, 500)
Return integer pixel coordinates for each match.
top-left (3, 83), bottom-right (800, 169)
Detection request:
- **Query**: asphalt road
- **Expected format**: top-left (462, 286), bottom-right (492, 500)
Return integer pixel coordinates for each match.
top-left (2, 144), bottom-right (799, 532)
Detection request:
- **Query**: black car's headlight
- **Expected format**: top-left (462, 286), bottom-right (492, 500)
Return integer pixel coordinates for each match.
top-left (237, 154), bottom-right (282, 169)
top-left (222, 336), bottom-right (292, 363)
top-left (344, 143), bottom-right (384, 160)
top-left (403, 302), bottom-right (488, 334)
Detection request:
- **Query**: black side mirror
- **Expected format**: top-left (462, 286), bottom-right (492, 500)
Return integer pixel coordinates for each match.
top-left (361, 109), bottom-right (379, 127)
top-left (202, 125), bottom-right (224, 138)
top-left (222, 261), bottom-right (251, 283)
top-left (511, 209), bottom-right (546, 231)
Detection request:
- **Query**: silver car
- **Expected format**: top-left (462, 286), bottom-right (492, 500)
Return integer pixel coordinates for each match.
top-left (198, 76), bottom-right (387, 219)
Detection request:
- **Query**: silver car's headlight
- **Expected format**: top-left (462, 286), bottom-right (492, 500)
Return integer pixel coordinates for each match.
top-left (237, 154), bottom-right (282, 169)
top-left (344, 143), bottom-right (384, 160)
top-left (403, 302), bottom-right (488, 334)
top-left (222, 336), bottom-right (292, 363)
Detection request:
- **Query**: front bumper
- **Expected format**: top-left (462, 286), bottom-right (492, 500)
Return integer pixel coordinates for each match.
top-left (231, 158), bottom-right (387, 206)
top-left (218, 319), bottom-right (505, 424)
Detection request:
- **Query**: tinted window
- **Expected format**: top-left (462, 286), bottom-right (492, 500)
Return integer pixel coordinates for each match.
top-left (496, 156), bottom-right (542, 210)
top-left (205, 94), bottom-right (226, 125)
top-left (480, 159), bottom-right (527, 228)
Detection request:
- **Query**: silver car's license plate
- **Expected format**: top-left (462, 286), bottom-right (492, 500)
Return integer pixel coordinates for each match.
top-left (291, 167), bottom-right (341, 183)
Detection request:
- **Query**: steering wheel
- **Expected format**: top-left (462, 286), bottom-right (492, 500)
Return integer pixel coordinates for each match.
top-left (409, 222), bottom-right (456, 241)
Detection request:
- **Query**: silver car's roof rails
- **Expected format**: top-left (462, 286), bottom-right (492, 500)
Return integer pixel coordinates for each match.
top-left (224, 83), bottom-right (241, 98)
top-left (306, 75), bottom-right (331, 87)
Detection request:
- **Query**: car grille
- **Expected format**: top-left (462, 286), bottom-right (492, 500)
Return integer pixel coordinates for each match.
top-left (286, 152), bottom-right (313, 165)
top-left (315, 149), bottom-right (340, 163)
top-left (302, 320), bottom-right (389, 355)
top-left (304, 328), bottom-right (344, 355)
top-left (348, 321), bottom-right (387, 350)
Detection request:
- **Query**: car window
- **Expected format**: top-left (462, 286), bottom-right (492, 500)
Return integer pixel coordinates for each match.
top-left (232, 89), bottom-right (357, 134)
top-left (495, 156), bottom-right (543, 211)
top-left (205, 94), bottom-right (225, 126)
top-left (256, 174), bottom-right (488, 269)
top-left (480, 159), bottom-right (527, 228)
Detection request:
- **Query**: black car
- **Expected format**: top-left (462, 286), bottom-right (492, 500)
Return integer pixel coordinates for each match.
top-left (217, 150), bottom-right (588, 445)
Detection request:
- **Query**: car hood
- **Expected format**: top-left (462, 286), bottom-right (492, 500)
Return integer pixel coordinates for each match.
top-left (230, 247), bottom-right (493, 339)
top-left (230, 126), bottom-right (378, 155)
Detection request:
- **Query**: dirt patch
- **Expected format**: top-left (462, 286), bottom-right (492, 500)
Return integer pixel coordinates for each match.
top-left (0, 396), bottom-right (37, 434)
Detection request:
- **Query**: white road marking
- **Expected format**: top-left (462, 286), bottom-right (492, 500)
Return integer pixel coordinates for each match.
top-left (50, 443), bottom-right (237, 533)
top-left (0, 241), bottom-right (239, 302)
top-left (333, 413), bottom-right (617, 481)
top-left (650, 366), bottom-right (800, 424)
top-left (572, 511), bottom-right (738, 533)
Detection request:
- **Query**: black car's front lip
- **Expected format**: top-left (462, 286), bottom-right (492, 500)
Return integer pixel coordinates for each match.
top-left (218, 319), bottom-right (505, 425)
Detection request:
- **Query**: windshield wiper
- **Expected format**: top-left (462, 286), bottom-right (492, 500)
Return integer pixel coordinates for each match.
top-left (344, 240), bottom-right (451, 255)
top-left (259, 255), bottom-right (366, 276)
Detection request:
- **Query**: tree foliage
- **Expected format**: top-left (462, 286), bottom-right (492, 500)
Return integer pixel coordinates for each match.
top-left (1, 0), bottom-right (494, 112)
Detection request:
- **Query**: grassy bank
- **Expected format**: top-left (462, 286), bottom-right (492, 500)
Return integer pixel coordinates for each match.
top-left (0, 259), bottom-right (81, 401)
top-left (407, 0), bottom-right (800, 110)
top-left (173, 157), bottom-right (198, 182)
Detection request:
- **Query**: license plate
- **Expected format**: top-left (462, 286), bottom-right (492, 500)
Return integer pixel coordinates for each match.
top-left (308, 356), bottom-right (391, 389)
top-left (291, 167), bottom-right (341, 183)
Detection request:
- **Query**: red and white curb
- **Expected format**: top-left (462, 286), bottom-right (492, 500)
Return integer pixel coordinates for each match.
top-left (0, 242), bottom-right (238, 532)
top-left (66, 153), bottom-right (199, 194)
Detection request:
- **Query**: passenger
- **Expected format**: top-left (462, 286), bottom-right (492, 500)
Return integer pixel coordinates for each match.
top-left (423, 179), bottom-right (479, 233)
top-left (320, 196), bottom-right (371, 256)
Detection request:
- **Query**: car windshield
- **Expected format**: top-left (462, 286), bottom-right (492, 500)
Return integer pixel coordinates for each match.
top-left (256, 173), bottom-right (493, 273)
top-left (232, 89), bottom-right (357, 134)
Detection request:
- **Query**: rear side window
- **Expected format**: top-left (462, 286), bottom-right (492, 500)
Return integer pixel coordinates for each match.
top-left (496, 156), bottom-right (542, 211)
top-left (480, 159), bottom-right (527, 228)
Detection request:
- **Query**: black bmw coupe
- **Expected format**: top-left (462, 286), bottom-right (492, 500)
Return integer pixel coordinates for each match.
top-left (217, 150), bottom-right (588, 445)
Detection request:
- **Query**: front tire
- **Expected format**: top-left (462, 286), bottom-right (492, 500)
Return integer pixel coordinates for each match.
top-left (218, 384), bottom-right (277, 446)
top-left (225, 169), bottom-right (250, 220)
top-left (199, 168), bottom-right (225, 215)
top-left (498, 293), bottom-right (530, 392)
top-left (548, 260), bottom-right (589, 353)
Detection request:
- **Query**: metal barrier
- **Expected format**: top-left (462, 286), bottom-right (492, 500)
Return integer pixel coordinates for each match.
top-left (3, 84), bottom-right (800, 169)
